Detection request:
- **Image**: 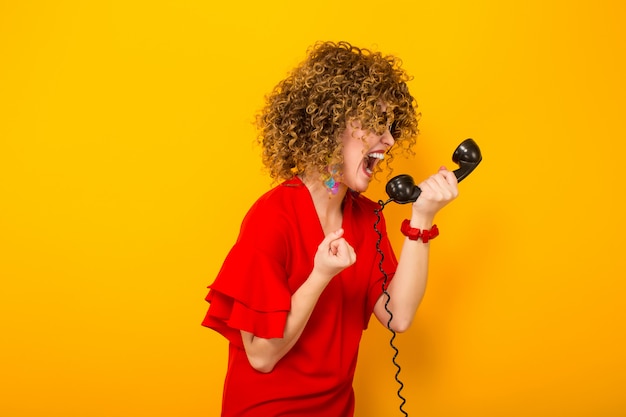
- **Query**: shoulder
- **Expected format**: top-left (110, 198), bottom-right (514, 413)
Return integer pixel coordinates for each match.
top-left (249, 177), bottom-right (306, 214)
top-left (240, 177), bottom-right (306, 232)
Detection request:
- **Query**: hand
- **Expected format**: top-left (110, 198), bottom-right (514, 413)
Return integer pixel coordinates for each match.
top-left (412, 166), bottom-right (459, 219)
top-left (313, 228), bottom-right (356, 281)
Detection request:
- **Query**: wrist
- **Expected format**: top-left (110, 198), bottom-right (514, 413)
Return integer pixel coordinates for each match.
top-left (400, 219), bottom-right (439, 243)
top-left (408, 214), bottom-right (435, 229)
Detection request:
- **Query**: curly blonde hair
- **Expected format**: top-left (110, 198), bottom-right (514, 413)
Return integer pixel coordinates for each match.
top-left (256, 41), bottom-right (420, 182)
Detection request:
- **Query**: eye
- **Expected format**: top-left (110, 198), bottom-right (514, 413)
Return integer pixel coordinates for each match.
top-left (389, 121), bottom-right (400, 139)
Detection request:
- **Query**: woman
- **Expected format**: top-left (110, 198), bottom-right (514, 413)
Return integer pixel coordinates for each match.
top-left (202, 41), bottom-right (458, 417)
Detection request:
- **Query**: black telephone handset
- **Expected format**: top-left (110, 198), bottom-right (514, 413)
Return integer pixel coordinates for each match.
top-left (384, 138), bottom-right (483, 205)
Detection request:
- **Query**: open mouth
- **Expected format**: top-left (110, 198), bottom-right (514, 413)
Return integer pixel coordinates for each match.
top-left (364, 152), bottom-right (384, 176)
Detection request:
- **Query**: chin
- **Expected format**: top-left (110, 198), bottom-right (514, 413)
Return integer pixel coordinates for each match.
top-left (343, 173), bottom-right (372, 193)
top-left (350, 182), bottom-right (370, 193)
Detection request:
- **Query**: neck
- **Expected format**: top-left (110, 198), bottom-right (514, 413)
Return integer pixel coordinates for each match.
top-left (299, 175), bottom-right (347, 233)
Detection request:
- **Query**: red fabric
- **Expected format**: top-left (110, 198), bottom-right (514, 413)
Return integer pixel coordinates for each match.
top-left (202, 177), bottom-right (398, 417)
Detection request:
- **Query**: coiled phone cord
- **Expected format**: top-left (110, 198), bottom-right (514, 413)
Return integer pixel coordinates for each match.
top-left (374, 202), bottom-right (409, 417)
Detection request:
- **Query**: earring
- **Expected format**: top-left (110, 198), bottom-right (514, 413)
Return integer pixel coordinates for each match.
top-left (324, 165), bottom-right (340, 195)
top-left (324, 176), bottom-right (340, 195)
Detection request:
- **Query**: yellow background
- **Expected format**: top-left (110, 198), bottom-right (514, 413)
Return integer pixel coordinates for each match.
top-left (1, 1), bottom-right (625, 416)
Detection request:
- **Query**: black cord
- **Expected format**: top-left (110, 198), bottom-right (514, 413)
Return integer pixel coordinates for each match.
top-left (374, 201), bottom-right (409, 417)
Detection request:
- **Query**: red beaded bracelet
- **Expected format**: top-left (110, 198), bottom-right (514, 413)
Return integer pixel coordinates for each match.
top-left (400, 219), bottom-right (439, 243)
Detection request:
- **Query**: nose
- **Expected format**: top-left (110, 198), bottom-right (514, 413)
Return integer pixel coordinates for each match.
top-left (381, 128), bottom-right (396, 149)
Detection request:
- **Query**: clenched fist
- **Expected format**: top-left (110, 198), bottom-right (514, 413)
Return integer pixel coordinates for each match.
top-left (313, 228), bottom-right (356, 282)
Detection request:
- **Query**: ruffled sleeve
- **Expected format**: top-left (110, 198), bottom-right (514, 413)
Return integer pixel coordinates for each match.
top-left (202, 196), bottom-right (293, 347)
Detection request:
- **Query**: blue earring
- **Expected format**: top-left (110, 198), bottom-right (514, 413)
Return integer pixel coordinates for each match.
top-left (324, 164), bottom-right (341, 195)
top-left (324, 176), bottom-right (340, 195)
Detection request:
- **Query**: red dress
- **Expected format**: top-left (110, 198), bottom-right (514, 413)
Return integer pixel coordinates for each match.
top-left (202, 177), bottom-right (398, 417)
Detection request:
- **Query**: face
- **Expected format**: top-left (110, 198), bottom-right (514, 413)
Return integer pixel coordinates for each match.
top-left (339, 107), bottom-right (396, 193)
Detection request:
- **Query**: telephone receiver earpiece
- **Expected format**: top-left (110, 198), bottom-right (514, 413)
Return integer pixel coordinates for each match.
top-left (452, 138), bottom-right (483, 182)
top-left (384, 138), bottom-right (482, 205)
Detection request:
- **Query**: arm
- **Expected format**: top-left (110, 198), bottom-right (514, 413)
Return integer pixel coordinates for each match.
top-left (373, 167), bottom-right (458, 332)
top-left (242, 228), bottom-right (356, 373)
